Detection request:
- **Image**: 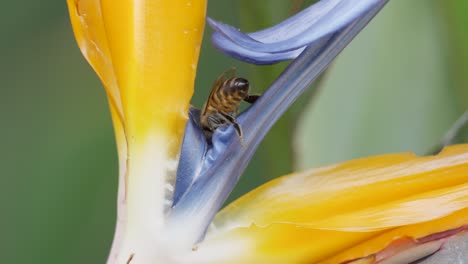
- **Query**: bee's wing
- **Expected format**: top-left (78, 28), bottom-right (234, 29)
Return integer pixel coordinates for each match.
top-left (202, 68), bottom-right (236, 114)
top-left (211, 67), bottom-right (236, 90)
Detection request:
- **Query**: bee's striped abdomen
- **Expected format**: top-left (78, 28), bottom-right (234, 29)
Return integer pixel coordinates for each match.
top-left (208, 77), bottom-right (249, 113)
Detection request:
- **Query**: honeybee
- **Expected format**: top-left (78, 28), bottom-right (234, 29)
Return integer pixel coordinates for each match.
top-left (200, 68), bottom-right (259, 144)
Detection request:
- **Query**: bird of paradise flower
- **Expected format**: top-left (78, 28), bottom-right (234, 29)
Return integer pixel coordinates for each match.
top-left (67, 0), bottom-right (468, 263)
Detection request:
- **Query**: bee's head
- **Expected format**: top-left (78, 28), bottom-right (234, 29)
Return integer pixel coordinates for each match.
top-left (233, 78), bottom-right (250, 94)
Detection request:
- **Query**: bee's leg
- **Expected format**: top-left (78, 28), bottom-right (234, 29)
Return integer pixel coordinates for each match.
top-left (232, 122), bottom-right (244, 147)
top-left (243, 94), bottom-right (260, 104)
top-left (219, 112), bottom-right (244, 146)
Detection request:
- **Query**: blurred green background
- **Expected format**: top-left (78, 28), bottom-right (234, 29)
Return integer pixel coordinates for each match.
top-left (1, 0), bottom-right (466, 263)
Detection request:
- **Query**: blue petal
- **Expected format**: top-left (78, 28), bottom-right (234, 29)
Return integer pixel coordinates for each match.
top-left (169, 0), bottom-right (389, 244)
top-left (172, 108), bottom-right (207, 206)
top-left (209, 0), bottom-right (386, 64)
top-left (211, 32), bottom-right (304, 65)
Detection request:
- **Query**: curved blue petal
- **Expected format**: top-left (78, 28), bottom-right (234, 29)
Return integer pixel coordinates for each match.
top-left (172, 108), bottom-right (208, 206)
top-left (209, 0), bottom-right (386, 63)
top-left (168, 0), bottom-right (389, 245)
top-left (211, 32), bottom-right (304, 65)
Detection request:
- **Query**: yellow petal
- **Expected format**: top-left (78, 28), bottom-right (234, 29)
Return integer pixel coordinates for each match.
top-left (67, 0), bottom-right (123, 121)
top-left (202, 145), bottom-right (468, 264)
top-left (67, 0), bottom-right (205, 144)
top-left (321, 210), bottom-right (468, 263)
top-left (99, 0), bottom-right (205, 146)
top-left (67, 1), bottom-right (207, 263)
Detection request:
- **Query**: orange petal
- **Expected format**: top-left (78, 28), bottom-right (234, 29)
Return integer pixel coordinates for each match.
top-left (201, 145), bottom-right (468, 263)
